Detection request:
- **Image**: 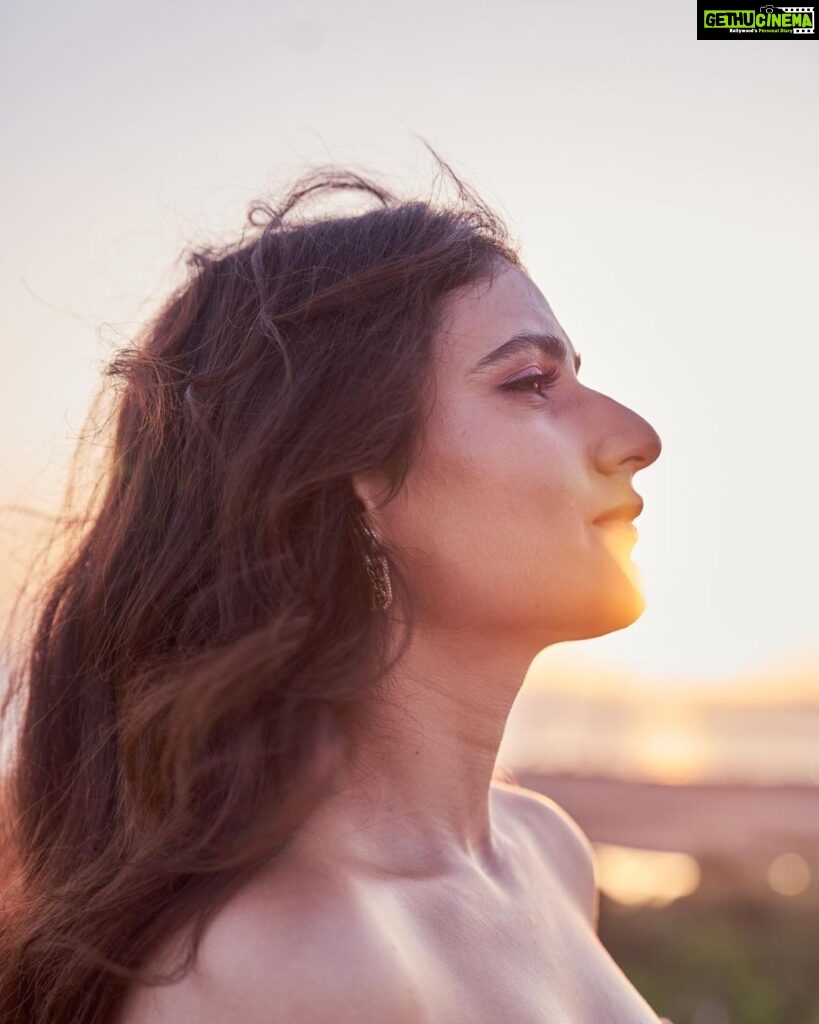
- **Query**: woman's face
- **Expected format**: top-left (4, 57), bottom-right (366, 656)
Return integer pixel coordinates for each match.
top-left (364, 259), bottom-right (663, 649)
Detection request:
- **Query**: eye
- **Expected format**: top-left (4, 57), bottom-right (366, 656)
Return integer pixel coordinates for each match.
top-left (499, 366), bottom-right (561, 401)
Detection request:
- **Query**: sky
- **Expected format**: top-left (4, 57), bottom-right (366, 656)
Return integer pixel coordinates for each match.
top-left (1, 0), bottom-right (817, 696)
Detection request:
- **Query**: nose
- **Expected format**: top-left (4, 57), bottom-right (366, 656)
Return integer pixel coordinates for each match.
top-left (631, 416), bottom-right (662, 470)
top-left (596, 404), bottom-right (662, 476)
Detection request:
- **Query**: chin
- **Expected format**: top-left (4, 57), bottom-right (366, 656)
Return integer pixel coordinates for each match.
top-left (585, 581), bottom-right (647, 638)
top-left (519, 582), bottom-right (646, 648)
top-left (551, 575), bottom-right (647, 643)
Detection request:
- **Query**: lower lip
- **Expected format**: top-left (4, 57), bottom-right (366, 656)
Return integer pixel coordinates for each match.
top-left (594, 519), bottom-right (638, 539)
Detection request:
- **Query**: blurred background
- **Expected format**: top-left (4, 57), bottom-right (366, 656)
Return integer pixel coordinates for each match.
top-left (1, 2), bottom-right (817, 1021)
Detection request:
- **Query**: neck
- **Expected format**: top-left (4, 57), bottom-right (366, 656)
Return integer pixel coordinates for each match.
top-left (292, 624), bottom-right (538, 881)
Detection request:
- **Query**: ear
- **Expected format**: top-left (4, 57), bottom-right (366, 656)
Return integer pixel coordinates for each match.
top-left (351, 470), bottom-right (392, 517)
top-left (351, 470), bottom-right (392, 538)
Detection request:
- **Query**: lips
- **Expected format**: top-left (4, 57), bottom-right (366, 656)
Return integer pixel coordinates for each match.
top-left (593, 497), bottom-right (644, 525)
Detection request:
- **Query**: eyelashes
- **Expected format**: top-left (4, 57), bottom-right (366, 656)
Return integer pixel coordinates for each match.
top-left (499, 365), bottom-right (561, 401)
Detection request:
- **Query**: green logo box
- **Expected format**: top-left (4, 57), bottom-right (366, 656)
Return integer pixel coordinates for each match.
top-left (698, 4), bottom-right (816, 38)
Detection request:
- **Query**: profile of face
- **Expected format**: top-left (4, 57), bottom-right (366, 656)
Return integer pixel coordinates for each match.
top-left (359, 259), bottom-right (663, 653)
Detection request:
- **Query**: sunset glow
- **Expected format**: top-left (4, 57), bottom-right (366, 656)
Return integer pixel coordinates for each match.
top-left (629, 704), bottom-right (711, 785)
top-left (594, 843), bottom-right (701, 908)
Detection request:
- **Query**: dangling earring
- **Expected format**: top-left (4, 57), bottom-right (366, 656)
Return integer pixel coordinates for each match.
top-left (362, 522), bottom-right (393, 611)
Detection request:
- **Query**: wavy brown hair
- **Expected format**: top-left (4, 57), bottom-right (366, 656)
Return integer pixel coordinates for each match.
top-left (0, 150), bottom-right (521, 1024)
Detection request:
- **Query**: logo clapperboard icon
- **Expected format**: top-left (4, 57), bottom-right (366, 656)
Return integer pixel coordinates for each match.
top-left (760, 4), bottom-right (815, 32)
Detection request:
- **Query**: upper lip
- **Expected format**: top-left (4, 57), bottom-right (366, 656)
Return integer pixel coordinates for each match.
top-left (593, 496), bottom-right (644, 524)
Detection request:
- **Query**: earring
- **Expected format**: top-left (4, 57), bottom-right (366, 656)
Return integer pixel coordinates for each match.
top-left (361, 522), bottom-right (393, 611)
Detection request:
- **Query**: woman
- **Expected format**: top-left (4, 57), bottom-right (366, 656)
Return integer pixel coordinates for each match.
top-left (0, 155), bottom-right (669, 1023)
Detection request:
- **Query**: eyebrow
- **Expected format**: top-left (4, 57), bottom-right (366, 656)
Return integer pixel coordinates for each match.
top-left (466, 331), bottom-right (582, 378)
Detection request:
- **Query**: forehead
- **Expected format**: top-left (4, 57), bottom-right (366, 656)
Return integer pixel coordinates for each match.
top-left (435, 262), bottom-right (576, 371)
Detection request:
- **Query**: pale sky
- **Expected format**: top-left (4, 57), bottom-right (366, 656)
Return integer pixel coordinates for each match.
top-left (2, 0), bottom-right (817, 694)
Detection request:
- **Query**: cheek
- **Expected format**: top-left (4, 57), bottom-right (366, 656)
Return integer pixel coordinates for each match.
top-left (432, 409), bottom-right (583, 529)
top-left (381, 398), bottom-right (642, 634)
top-left (389, 414), bottom-right (589, 599)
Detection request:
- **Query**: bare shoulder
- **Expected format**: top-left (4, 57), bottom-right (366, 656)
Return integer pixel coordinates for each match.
top-left (116, 861), bottom-right (420, 1024)
top-left (491, 779), bottom-right (599, 930)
